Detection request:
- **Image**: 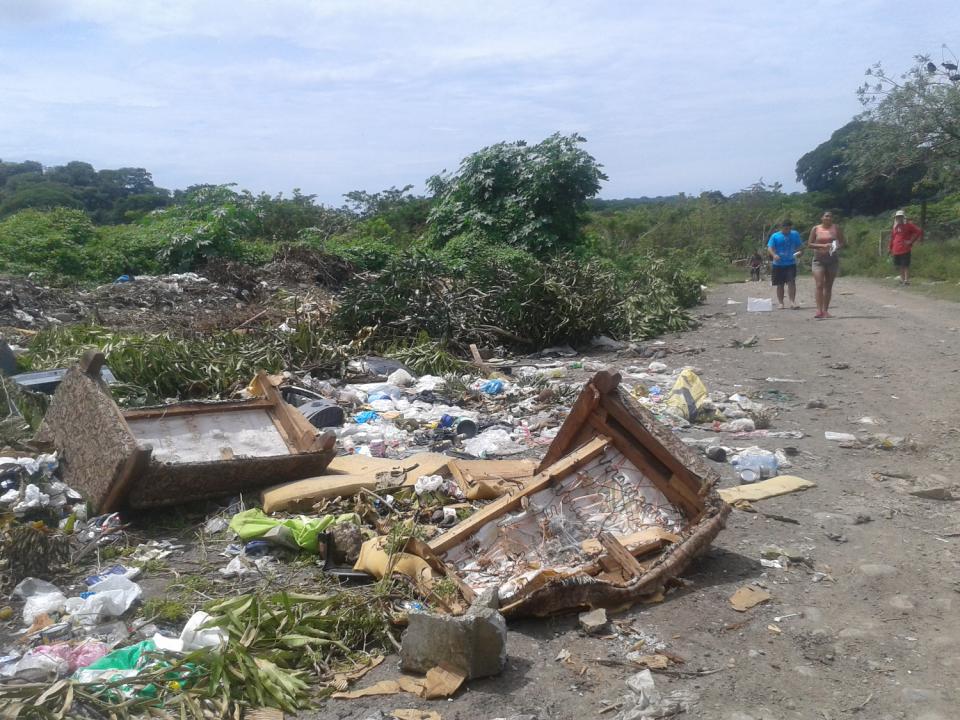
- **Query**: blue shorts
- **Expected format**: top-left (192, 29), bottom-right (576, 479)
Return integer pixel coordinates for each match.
top-left (771, 264), bottom-right (797, 286)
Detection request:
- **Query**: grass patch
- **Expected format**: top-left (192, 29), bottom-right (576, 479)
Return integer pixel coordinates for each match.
top-left (141, 596), bottom-right (189, 623)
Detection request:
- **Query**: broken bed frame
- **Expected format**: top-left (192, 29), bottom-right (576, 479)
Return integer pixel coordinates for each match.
top-left (424, 370), bottom-right (731, 617)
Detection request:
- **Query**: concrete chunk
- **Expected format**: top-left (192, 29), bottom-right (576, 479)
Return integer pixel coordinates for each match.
top-left (578, 607), bottom-right (608, 634)
top-left (400, 603), bottom-right (507, 679)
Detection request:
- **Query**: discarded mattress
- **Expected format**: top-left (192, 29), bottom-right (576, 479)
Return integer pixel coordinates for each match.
top-left (425, 370), bottom-right (730, 617)
top-left (38, 352), bottom-right (336, 512)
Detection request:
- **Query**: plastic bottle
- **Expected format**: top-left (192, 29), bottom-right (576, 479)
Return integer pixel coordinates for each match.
top-left (730, 447), bottom-right (779, 484)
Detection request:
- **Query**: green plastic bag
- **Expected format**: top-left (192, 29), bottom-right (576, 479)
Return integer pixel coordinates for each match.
top-left (229, 509), bottom-right (359, 553)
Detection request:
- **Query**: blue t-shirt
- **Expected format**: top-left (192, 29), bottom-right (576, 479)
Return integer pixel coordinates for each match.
top-left (767, 230), bottom-right (802, 266)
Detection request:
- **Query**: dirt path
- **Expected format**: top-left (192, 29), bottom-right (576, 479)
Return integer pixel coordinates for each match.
top-left (326, 276), bottom-right (960, 720)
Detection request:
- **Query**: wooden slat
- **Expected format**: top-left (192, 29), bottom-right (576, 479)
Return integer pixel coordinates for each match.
top-left (252, 372), bottom-right (327, 453)
top-left (100, 444), bottom-right (152, 513)
top-left (430, 436), bottom-right (610, 554)
top-left (602, 393), bottom-right (703, 495)
top-left (597, 532), bottom-right (645, 579)
top-left (123, 400), bottom-right (275, 420)
top-left (580, 527), bottom-right (679, 555)
top-left (536, 382), bottom-right (601, 472)
top-left (587, 415), bottom-right (700, 518)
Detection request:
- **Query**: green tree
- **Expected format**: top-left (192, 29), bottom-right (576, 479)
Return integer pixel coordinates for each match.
top-left (426, 133), bottom-right (608, 254)
top-left (855, 49), bottom-right (960, 190)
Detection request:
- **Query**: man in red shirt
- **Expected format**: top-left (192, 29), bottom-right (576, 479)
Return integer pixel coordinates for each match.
top-left (889, 210), bottom-right (923, 285)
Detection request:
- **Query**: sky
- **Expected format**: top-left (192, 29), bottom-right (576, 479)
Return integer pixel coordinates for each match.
top-left (0, 0), bottom-right (957, 203)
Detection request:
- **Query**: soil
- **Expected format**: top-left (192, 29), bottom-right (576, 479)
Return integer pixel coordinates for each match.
top-left (322, 276), bottom-right (960, 720)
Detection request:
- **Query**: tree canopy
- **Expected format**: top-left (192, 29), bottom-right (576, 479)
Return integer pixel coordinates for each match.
top-left (854, 50), bottom-right (960, 192)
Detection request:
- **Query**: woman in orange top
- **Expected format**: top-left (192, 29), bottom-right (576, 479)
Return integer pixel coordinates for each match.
top-left (807, 211), bottom-right (845, 319)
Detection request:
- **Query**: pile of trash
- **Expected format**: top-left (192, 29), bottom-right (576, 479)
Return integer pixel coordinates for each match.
top-left (0, 349), bottom-right (735, 715)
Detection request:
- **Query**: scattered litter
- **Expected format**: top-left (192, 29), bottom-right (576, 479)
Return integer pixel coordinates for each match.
top-left (729, 585), bottom-right (771, 612)
top-left (824, 431), bottom-right (857, 442)
top-left (747, 298), bottom-right (772, 312)
top-left (718, 475), bottom-right (816, 503)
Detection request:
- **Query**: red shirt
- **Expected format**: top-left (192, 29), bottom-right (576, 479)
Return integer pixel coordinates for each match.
top-left (890, 222), bottom-right (923, 255)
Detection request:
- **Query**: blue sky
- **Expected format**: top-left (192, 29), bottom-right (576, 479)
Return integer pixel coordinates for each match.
top-left (0, 1), bottom-right (956, 203)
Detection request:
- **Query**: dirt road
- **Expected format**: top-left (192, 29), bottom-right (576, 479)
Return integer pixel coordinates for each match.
top-left (333, 275), bottom-right (960, 720)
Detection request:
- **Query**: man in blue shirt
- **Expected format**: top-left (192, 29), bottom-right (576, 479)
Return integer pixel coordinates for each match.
top-left (767, 219), bottom-right (805, 309)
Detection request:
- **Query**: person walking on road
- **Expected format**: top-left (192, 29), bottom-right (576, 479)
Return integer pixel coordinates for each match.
top-left (767, 220), bottom-right (804, 309)
top-left (889, 209), bottom-right (923, 285)
top-left (749, 251), bottom-right (763, 281)
top-left (808, 211), bottom-right (844, 319)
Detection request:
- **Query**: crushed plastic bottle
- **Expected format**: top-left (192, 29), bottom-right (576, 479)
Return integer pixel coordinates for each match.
top-left (730, 447), bottom-right (779, 484)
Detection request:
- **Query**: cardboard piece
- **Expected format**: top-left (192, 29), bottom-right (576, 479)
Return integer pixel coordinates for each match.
top-left (331, 676), bottom-right (426, 699)
top-left (423, 665), bottom-right (466, 699)
top-left (392, 711), bottom-right (441, 720)
top-left (729, 585), bottom-right (771, 612)
top-left (718, 475), bottom-right (816, 504)
top-left (262, 455), bottom-right (537, 512)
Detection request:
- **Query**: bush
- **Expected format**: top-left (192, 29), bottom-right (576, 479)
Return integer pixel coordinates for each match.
top-left (0, 208), bottom-right (95, 279)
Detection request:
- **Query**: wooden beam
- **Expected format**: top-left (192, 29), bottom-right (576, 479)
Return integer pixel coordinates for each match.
top-left (536, 382), bottom-right (601, 472)
top-left (123, 400), bottom-right (275, 420)
top-left (597, 532), bottom-right (645, 579)
top-left (587, 415), bottom-right (701, 518)
top-left (430, 436), bottom-right (610, 554)
top-left (251, 372), bottom-right (327, 454)
top-left (100, 444), bottom-right (153, 513)
top-left (602, 393), bottom-right (704, 496)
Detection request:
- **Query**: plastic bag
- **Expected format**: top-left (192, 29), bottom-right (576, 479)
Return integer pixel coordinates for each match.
top-left (387, 368), bottom-right (415, 387)
top-left (462, 428), bottom-right (525, 458)
top-left (665, 369), bottom-right (709, 421)
top-left (34, 640), bottom-right (110, 673)
top-left (481, 379), bottom-right (504, 395)
top-left (153, 611), bottom-right (226, 653)
top-left (64, 575), bottom-right (141, 625)
top-left (228, 509), bottom-right (359, 553)
top-left (23, 591), bottom-right (67, 624)
top-left (13, 577), bottom-right (60, 599)
top-left (414, 475), bottom-right (444, 495)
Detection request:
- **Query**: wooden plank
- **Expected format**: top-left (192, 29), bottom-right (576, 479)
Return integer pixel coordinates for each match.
top-left (602, 393), bottom-right (704, 495)
top-left (469, 344), bottom-right (491, 375)
top-left (536, 382), bottom-right (601, 472)
top-left (100, 444), bottom-right (153, 513)
top-left (123, 400), bottom-right (275, 420)
top-left (252, 372), bottom-right (326, 453)
top-left (597, 531), bottom-right (645, 579)
top-left (580, 527), bottom-right (680, 555)
top-left (430, 436), bottom-right (610, 554)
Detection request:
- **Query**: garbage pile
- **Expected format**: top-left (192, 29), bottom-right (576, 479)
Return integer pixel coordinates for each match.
top-left (0, 351), bottom-right (737, 716)
top-left (0, 269), bottom-right (336, 334)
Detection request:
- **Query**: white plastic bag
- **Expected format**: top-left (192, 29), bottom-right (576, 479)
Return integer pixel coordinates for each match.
top-left (64, 575), bottom-right (141, 625)
top-left (22, 591), bottom-right (67, 624)
top-left (413, 475), bottom-right (444, 495)
top-left (153, 611), bottom-right (227, 653)
top-left (747, 297), bottom-right (773, 312)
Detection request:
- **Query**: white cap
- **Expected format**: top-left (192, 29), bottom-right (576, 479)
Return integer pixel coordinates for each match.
top-left (894, 209), bottom-right (905, 217)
